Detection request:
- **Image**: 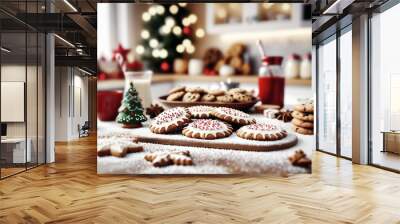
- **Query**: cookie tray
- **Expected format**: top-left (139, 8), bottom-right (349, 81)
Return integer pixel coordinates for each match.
top-left (129, 128), bottom-right (298, 152)
top-left (158, 95), bottom-right (259, 111)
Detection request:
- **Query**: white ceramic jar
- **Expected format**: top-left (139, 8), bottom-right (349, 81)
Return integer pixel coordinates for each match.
top-left (188, 59), bottom-right (204, 76)
top-left (300, 53), bottom-right (312, 79)
top-left (284, 54), bottom-right (300, 79)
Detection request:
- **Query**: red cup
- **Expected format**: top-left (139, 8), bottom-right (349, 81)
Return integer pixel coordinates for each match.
top-left (97, 90), bottom-right (123, 121)
top-left (258, 76), bottom-right (285, 108)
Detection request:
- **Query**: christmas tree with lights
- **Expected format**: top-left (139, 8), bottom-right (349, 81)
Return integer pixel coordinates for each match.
top-left (116, 82), bottom-right (147, 128)
top-left (136, 4), bottom-right (204, 73)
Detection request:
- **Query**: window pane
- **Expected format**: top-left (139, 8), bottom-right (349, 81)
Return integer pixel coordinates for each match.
top-left (317, 36), bottom-right (337, 154)
top-left (340, 29), bottom-right (352, 158)
top-left (371, 4), bottom-right (400, 171)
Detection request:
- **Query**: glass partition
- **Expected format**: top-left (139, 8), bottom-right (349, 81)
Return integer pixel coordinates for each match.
top-left (0, 1), bottom-right (46, 179)
top-left (370, 3), bottom-right (400, 171)
top-left (317, 35), bottom-right (337, 155)
top-left (339, 27), bottom-right (352, 158)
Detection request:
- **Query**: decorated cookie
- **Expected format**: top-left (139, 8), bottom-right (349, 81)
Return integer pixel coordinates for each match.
top-left (201, 94), bottom-right (216, 102)
top-left (236, 123), bottom-right (288, 141)
top-left (293, 126), bottom-right (314, 135)
top-left (216, 95), bottom-right (234, 103)
top-left (182, 119), bottom-right (233, 140)
top-left (294, 103), bottom-right (314, 113)
top-left (207, 89), bottom-right (225, 96)
top-left (185, 86), bottom-right (205, 93)
top-left (188, 106), bottom-right (215, 119)
top-left (292, 118), bottom-right (313, 129)
top-left (292, 111), bottom-right (314, 122)
top-left (168, 86), bottom-right (186, 94)
top-left (167, 91), bottom-right (185, 101)
top-left (149, 107), bottom-right (191, 134)
top-left (211, 107), bottom-right (256, 126)
top-left (182, 92), bottom-right (201, 102)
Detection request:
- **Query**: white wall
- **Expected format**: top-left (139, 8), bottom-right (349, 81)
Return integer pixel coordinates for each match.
top-left (55, 67), bottom-right (89, 141)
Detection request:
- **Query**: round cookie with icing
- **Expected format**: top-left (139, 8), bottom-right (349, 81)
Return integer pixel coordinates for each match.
top-left (211, 107), bottom-right (256, 126)
top-left (150, 107), bottom-right (191, 134)
top-left (182, 119), bottom-right (233, 140)
top-left (236, 123), bottom-right (288, 141)
top-left (188, 106), bottom-right (215, 119)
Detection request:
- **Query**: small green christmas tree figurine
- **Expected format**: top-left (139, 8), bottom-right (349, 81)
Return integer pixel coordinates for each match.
top-left (116, 82), bottom-right (147, 128)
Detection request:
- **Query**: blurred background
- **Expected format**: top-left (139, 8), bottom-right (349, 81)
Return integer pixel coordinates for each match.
top-left (97, 3), bottom-right (313, 112)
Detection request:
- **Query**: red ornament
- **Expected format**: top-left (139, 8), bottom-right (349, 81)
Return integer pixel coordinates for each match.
top-left (183, 26), bottom-right (192, 36)
top-left (203, 68), bottom-right (218, 76)
top-left (112, 44), bottom-right (130, 66)
top-left (160, 61), bottom-right (170, 73)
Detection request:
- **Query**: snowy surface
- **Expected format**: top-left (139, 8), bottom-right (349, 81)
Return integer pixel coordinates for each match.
top-left (97, 116), bottom-right (314, 175)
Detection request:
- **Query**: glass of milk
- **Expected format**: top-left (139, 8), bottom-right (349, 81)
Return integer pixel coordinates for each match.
top-left (124, 70), bottom-right (153, 109)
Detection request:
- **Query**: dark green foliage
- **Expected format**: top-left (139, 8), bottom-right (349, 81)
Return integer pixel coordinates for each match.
top-left (116, 82), bottom-right (147, 126)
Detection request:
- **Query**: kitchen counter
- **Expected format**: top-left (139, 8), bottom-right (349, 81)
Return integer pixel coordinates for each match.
top-left (98, 74), bottom-right (311, 91)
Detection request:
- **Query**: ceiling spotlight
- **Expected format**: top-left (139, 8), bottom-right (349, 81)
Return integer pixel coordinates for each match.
top-left (54, 34), bottom-right (75, 48)
top-left (78, 67), bottom-right (92, 76)
top-left (63, 0), bottom-right (78, 12)
top-left (1, 47), bottom-right (11, 53)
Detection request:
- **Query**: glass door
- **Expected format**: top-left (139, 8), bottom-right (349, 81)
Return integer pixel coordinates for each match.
top-left (339, 26), bottom-right (352, 159)
top-left (370, 2), bottom-right (400, 171)
top-left (317, 35), bottom-right (337, 155)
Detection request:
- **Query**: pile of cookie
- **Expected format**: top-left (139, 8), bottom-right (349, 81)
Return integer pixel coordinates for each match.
top-left (166, 86), bottom-right (255, 103)
top-left (291, 102), bottom-right (314, 135)
top-left (149, 106), bottom-right (289, 142)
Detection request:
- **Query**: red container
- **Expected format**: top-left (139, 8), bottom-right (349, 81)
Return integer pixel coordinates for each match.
top-left (97, 90), bottom-right (123, 121)
top-left (258, 76), bottom-right (285, 107)
top-left (258, 56), bottom-right (285, 108)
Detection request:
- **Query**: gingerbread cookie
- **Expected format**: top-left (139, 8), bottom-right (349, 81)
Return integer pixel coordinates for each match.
top-left (289, 149), bottom-right (311, 169)
top-left (292, 118), bottom-right (313, 129)
top-left (293, 126), bottom-right (314, 135)
top-left (167, 91), bottom-right (185, 101)
top-left (201, 94), bottom-right (216, 102)
top-left (182, 92), bottom-right (201, 102)
top-left (232, 93), bottom-right (252, 103)
top-left (207, 89), bottom-right (225, 96)
top-left (294, 103), bottom-right (314, 113)
top-left (188, 106), bottom-right (215, 119)
top-left (168, 86), bottom-right (186, 94)
top-left (216, 94), bottom-right (234, 103)
top-left (292, 111), bottom-right (314, 122)
top-left (211, 107), bottom-right (256, 126)
top-left (182, 119), bottom-right (233, 140)
top-left (185, 86), bottom-right (205, 94)
top-left (149, 107), bottom-right (191, 134)
top-left (145, 150), bottom-right (192, 167)
top-left (236, 123), bottom-right (288, 141)
top-left (98, 142), bottom-right (143, 157)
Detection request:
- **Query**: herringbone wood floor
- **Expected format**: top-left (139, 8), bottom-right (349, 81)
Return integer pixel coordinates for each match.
top-left (1, 134), bottom-right (400, 224)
